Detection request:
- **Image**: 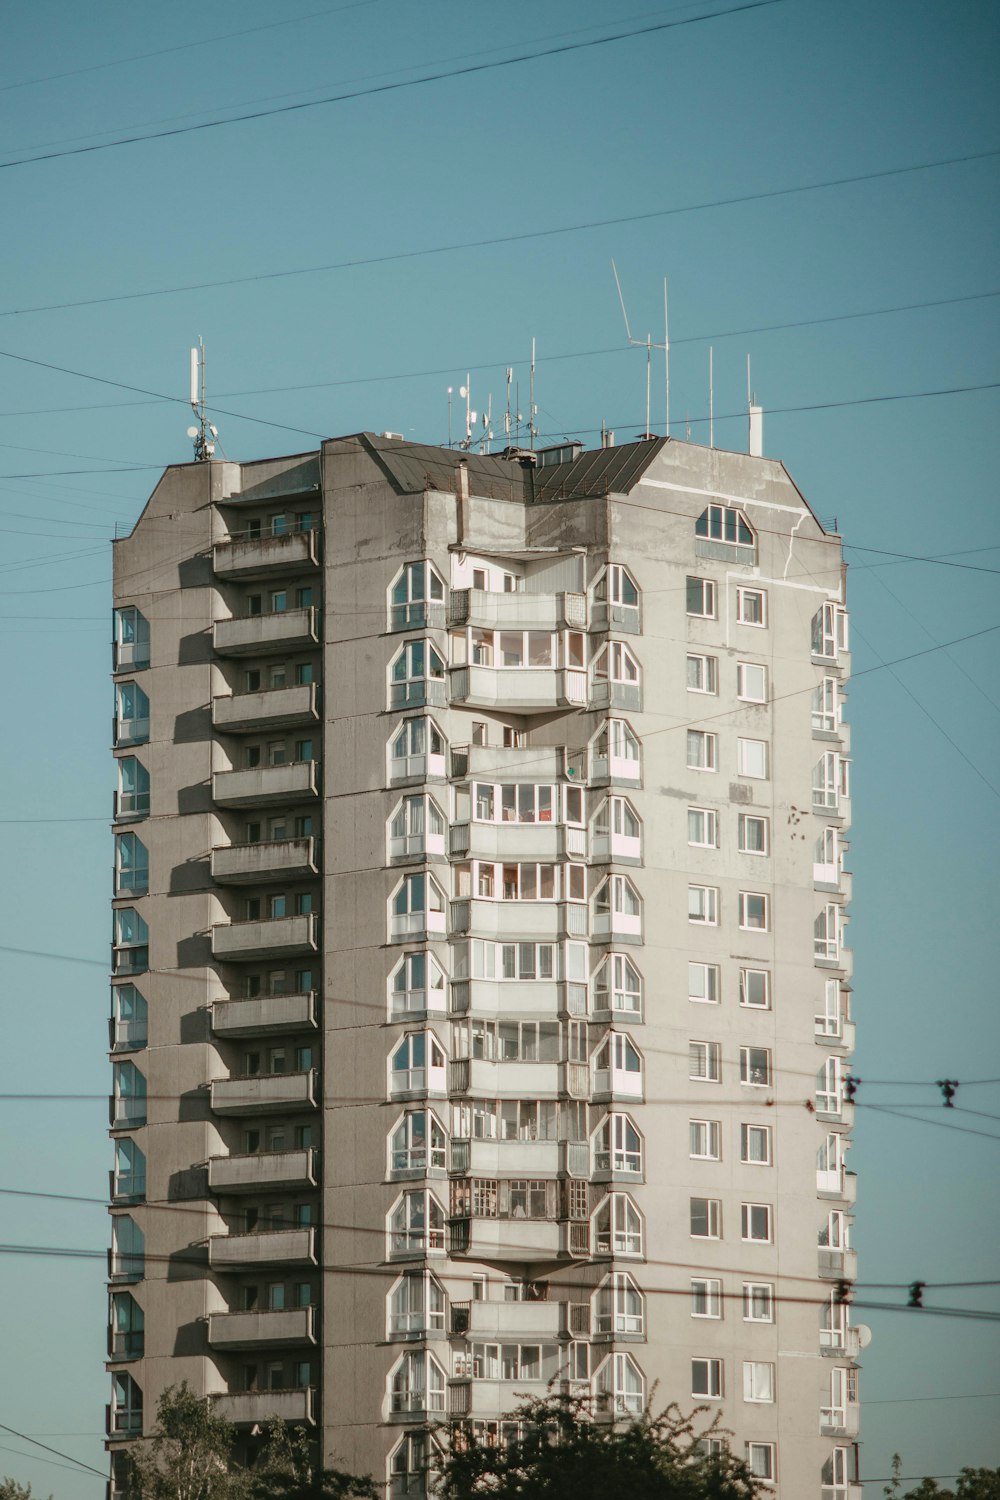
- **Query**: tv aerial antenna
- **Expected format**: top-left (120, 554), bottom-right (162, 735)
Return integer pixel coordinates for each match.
top-left (611, 261), bottom-right (669, 439)
top-left (187, 337), bottom-right (220, 461)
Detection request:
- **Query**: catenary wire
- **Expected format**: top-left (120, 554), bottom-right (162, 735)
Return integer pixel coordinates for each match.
top-left (0, 1421), bottom-right (106, 1478)
top-left (0, 1441), bottom-right (103, 1481)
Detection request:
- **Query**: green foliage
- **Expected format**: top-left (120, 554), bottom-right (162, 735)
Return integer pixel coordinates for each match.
top-left (435, 1393), bottom-right (763, 1500)
top-left (247, 1420), bottom-right (378, 1500)
top-left (0, 1482), bottom-right (53, 1500)
top-left (893, 1463), bottom-right (1000, 1500)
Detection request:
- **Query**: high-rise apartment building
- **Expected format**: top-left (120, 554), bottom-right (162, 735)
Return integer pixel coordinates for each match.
top-left (108, 431), bottom-right (859, 1497)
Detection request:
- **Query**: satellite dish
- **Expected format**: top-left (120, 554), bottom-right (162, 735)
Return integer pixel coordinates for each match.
top-left (459, 386), bottom-right (468, 398)
top-left (856, 1324), bottom-right (873, 1348)
top-left (186, 425), bottom-right (199, 439)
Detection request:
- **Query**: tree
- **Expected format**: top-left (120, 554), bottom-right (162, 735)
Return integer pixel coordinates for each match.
top-left (0, 1483), bottom-right (53, 1500)
top-left (892, 1464), bottom-right (1000, 1500)
top-left (129, 1383), bottom-right (241, 1500)
top-left (247, 1419), bottom-right (378, 1500)
top-left (435, 1392), bottom-right (764, 1500)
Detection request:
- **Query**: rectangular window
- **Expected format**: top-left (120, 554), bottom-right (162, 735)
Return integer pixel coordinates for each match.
top-left (689, 1041), bottom-right (721, 1083)
top-left (688, 962), bottom-right (720, 1005)
top-left (692, 1358), bottom-right (723, 1398)
top-left (741, 1202), bottom-right (773, 1243)
top-left (746, 1443), bottom-right (775, 1482)
top-left (686, 730), bottom-right (717, 772)
top-left (740, 1046), bottom-right (772, 1087)
top-left (690, 1197), bottom-right (722, 1239)
top-left (738, 891), bottom-right (769, 931)
top-left (737, 814), bottom-right (769, 855)
top-left (740, 968), bottom-right (770, 1009)
top-left (687, 653), bottom-right (718, 694)
top-left (687, 577), bottom-right (717, 618)
top-left (737, 738), bottom-right (768, 779)
top-left (691, 1278), bottom-right (722, 1318)
top-left (743, 1362), bottom-right (775, 1403)
top-left (743, 1282), bottom-right (774, 1322)
top-left (687, 807), bottom-right (718, 848)
top-left (812, 676), bottom-right (839, 732)
top-left (736, 588), bottom-right (767, 626)
top-left (689, 1119), bottom-right (722, 1160)
top-left (740, 1124), bottom-right (772, 1165)
top-left (688, 885), bottom-right (719, 925)
top-left (736, 661), bottom-right (768, 702)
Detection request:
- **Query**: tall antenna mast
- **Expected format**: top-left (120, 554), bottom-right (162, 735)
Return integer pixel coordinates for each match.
top-left (187, 337), bottom-right (218, 461)
top-left (505, 367), bottom-right (513, 446)
top-left (529, 339), bottom-right (539, 448)
top-left (663, 277), bottom-right (670, 438)
top-left (708, 345), bottom-right (714, 450)
top-left (447, 387), bottom-right (453, 449)
top-left (458, 376), bottom-right (477, 451)
top-left (611, 260), bottom-right (667, 440)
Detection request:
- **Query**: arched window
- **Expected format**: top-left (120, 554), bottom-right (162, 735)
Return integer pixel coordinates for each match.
top-left (594, 1272), bottom-right (645, 1335)
top-left (390, 641), bottom-right (446, 710)
top-left (593, 954), bottom-right (642, 1016)
top-left (695, 503), bottom-right (754, 547)
top-left (390, 1350), bottom-right (447, 1415)
top-left (389, 561), bottom-right (446, 631)
top-left (593, 1035), bottom-right (643, 1099)
top-left (594, 1352), bottom-right (645, 1416)
top-left (388, 1190), bottom-right (447, 1258)
top-left (388, 1271), bottom-right (446, 1338)
top-left (390, 1110), bottom-right (447, 1174)
top-left (593, 1114), bottom-right (643, 1176)
top-left (389, 951), bottom-right (447, 1018)
top-left (390, 1033), bottom-right (447, 1097)
top-left (593, 1193), bottom-right (643, 1257)
top-left (389, 716), bottom-right (447, 782)
top-left (389, 874), bottom-right (447, 940)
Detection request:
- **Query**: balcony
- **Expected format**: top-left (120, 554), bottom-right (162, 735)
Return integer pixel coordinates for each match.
top-left (213, 1388), bottom-right (315, 1425)
top-left (208, 1227), bottom-right (316, 1269)
top-left (106, 1404), bottom-right (143, 1440)
top-left (456, 1299), bottom-right (565, 1339)
top-left (590, 828), bottom-right (642, 865)
top-left (820, 1326), bottom-right (862, 1359)
top-left (208, 1148), bottom-right (318, 1193)
top-left (820, 1404), bottom-right (861, 1438)
top-left (113, 714), bottom-right (149, 749)
top-left (449, 821), bottom-right (585, 862)
top-left (211, 913), bottom-right (318, 962)
top-left (450, 1217), bottom-right (561, 1262)
top-left (110, 1096), bottom-right (147, 1130)
top-left (113, 790), bottom-right (150, 823)
top-left (450, 744), bottom-right (583, 783)
top-left (450, 665), bottom-right (586, 713)
top-left (589, 680), bottom-right (642, 714)
top-left (591, 599), bottom-right (640, 635)
top-left (448, 589), bottom-right (586, 631)
top-left (449, 899), bottom-right (587, 942)
top-left (109, 1017), bottom-right (148, 1052)
top-left (447, 1057), bottom-right (561, 1099)
top-left (449, 978), bottom-right (587, 1019)
top-left (212, 760), bottom-right (319, 809)
top-left (109, 1169), bottom-right (146, 1205)
top-left (211, 837), bottom-right (319, 885)
top-left (449, 1138), bottom-right (561, 1176)
top-left (817, 1169), bottom-right (857, 1205)
top-left (213, 607), bottom-right (319, 658)
top-left (818, 1247), bottom-right (858, 1282)
top-left (212, 990), bottom-right (317, 1037)
top-left (210, 1068), bottom-right (317, 1116)
top-left (207, 1306), bottom-right (316, 1350)
top-left (213, 684), bottom-right (319, 734)
top-left (108, 1330), bottom-right (145, 1362)
top-left (213, 529), bottom-right (320, 580)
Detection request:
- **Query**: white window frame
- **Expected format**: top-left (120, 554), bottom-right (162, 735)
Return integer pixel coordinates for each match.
top-left (689, 1118), bottom-right (722, 1161)
top-left (736, 661), bottom-right (768, 702)
top-left (687, 652), bottom-right (718, 694)
top-left (690, 1196), bottom-right (722, 1239)
top-left (743, 1361), bottom-right (775, 1403)
top-left (686, 729), bottom-right (718, 772)
top-left (736, 737), bottom-right (769, 779)
top-left (738, 891), bottom-right (769, 932)
top-left (687, 807), bottom-right (718, 848)
top-left (740, 1123), bottom-right (772, 1166)
top-left (813, 601), bottom-right (849, 661)
top-left (690, 1278), bottom-right (723, 1319)
top-left (686, 576), bottom-right (717, 619)
top-left (389, 560), bottom-right (446, 630)
top-left (737, 814), bottom-right (769, 856)
top-left (812, 675), bottom-right (840, 732)
top-left (689, 1040), bottom-right (722, 1083)
top-left (736, 587), bottom-right (767, 627)
top-left (688, 961), bottom-right (720, 1005)
top-left (739, 968), bottom-right (771, 1009)
top-left (691, 1357), bottom-right (724, 1399)
top-left (741, 1202), bottom-right (773, 1243)
top-left (739, 1045), bottom-right (772, 1087)
top-left (746, 1442), bottom-right (776, 1483)
top-left (743, 1281), bottom-right (774, 1322)
top-left (688, 884), bottom-right (719, 926)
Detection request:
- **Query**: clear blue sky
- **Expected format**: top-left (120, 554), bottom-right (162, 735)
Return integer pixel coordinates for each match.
top-left (0, 1), bottom-right (998, 1494)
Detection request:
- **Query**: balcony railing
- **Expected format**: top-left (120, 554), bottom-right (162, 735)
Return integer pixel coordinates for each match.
top-left (211, 912), bottom-right (319, 962)
top-left (447, 1057), bottom-right (562, 1099)
top-left (448, 589), bottom-right (586, 631)
top-left (211, 837), bottom-right (319, 885)
top-left (113, 790), bottom-right (150, 822)
top-left (212, 1388), bottom-right (315, 1425)
top-left (211, 989), bottom-right (317, 1037)
top-left (207, 1306), bottom-right (316, 1349)
top-left (210, 1068), bottom-right (318, 1116)
top-left (449, 821), bottom-right (585, 862)
top-left (449, 899), bottom-right (587, 942)
top-left (448, 1137), bottom-right (561, 1176)
top-left (213, 607), bottom-right (319, 657)
top-left (449, 665), bottom-right (586, 713)
top-left (208, 1148), bottom-right (318, 1193)
top-left (213, 528), bottom-right (320, 579)
top-left (448, 977), bottom-right (587, 1018)
top-left (208, 1227), bottom-right (317, 1268)
top-left (108, 1330), bottom-right (145, 1361)
top-left (113, 715), bottom-right (150, 748)
top-left (109, 1169), bottom-right (146, 1204)
top-left (212, 683), bottom-right (319, 733)
top-left (212, 760), bottom-right (319, 808)
top-left (450, 743), bottom-right (583, 783)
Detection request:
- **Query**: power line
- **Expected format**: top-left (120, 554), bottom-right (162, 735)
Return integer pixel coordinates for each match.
top-left (0, 1441), bottom-right (103, 1481)
top-left (0, 1421), bottom-right (106, 1480)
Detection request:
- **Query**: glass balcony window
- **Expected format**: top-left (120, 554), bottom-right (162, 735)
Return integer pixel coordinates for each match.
top-left (114, 682), bottom-right (150, 747)
top-left (112, 1139), bottom-right (146, 1202)
top-left (594, 1272), bottom-right (644, 1336)
top-left (109, 1371), bottom-right (143, 1436)
top-left (594, 1352), bottom-right (645, 1417)
top-left (110, 1215), bottom-right (144, 1282)
top-left (390, 1110), bottom-right (447, 1174)
top-left (815, 903), bottom-right (844, 962)
top-left (592, 796), bottom-right (641, 861)
top-left (389, 794), bottom-right (446, 858)
top-left (593, 953), bottom-right (642, 1016)
top-left (390, 1033), bottom-right (447, 1096)
top-left (389, 561), bottom-right (445, 631)
top-left (593, 1193), bottom-right (642, 1257)
top-left (813, 601), bottom-right (849, 661)
top-left (389, 716), bottom-right (447, 782)
top-left (390, 951), bottom-right (447, 1018)
top-left (390, 874), bottom-right (447, 939)
top-left (115, 757), bottom-right (150, 820)
top-left (592, 874), bottom-right (642, 940)
top-left (390, 1350), bottom-right (447, 1415)
top-left (593, 1113), bottom-right (642, 1175)
top-left (453, 860), bottom-right (585, 904)
top-left (591, 718), bottom-right (641, 784)
top-left (388, 1190), bottom-right (447, 1257)
top-left (113, 908), bottom-right (149, 977)
top-left (390, 640), bottom-right (446, 710)
top-left (593, 1034), bottom-right (643, 1098)
top-left (114, 833), bottom-right (149, 896)
top-left (112, 1060), bottom-right (147, 1129)
top-left (389, 1271), bottom-right (446, 1337)
top-left (113, 607), bottom-right (150, 672)
top-left (592, 641), bottom-right (642, 709)
top-left (110, 1291), bottom-right (144, 1360)
top-left (111, 983), bottom-right (148, 1050)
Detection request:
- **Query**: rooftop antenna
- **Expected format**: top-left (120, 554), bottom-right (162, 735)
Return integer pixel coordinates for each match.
top-left (187, 337), bottom-right (218, 461)
top-left (447, 387), bottom-right (453, 449)
top-left (747, 354), bottom-right (764, 457)
top-left (458, 375), bottom-right (477, 451)
top-left (505, 368), bottom-right (512, 445)
top-left (480, 395), bottom-right (494, 455)
top-left (529, 339), bottom-right (539, 448)
top-left (663, 276), bottom-right (670, 438)
top-left (612, 259), bottom-right (667, 440)
top-left (708, 345), bottom-right (714, 449)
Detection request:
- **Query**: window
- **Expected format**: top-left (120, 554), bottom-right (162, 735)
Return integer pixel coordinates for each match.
top-left (113, 908), bottom-right (148, 976)
top-left (739, 968), bottom-right (770, 1009)
top-left (111, 1215), bottom-right (144, 1281)
top-left (736, 737), bottom-right (768, 779)
top-left (812, 601), bottom-right (849, 660)
top-left (688, 885), bottom-right (719, 925)
top-left (389, 1272), bottom-right (445, 1338)
top-left (390, 1032), bottom-right (446, 1095)
top-left (686, 653), bottom-right (718, 694)
top-left (390, 951), bottom-right (446, 1017)
top-left (592, 718), bottom-right (641, 781)
top-left (390, 1111), bottom-right (447, 1173)
top-left (114, 833), bottom-right (149, 895)
top-left (112, 984), bottom-right (148, 1051)
top-left (114, 681), bottom-right (150, 746)
top-left (691, 1359), bottom-right (724, 1400)
top-left (817, 1057), bottom-right (844, 1116)
top-left (389, 1191), bottom-right (446, 1256)
top-left (687, 807), bottom-right (718, 848)
top-left (390, 640), bottom-right (446, 709)
top-left (813, 752), bottom-right (849, 810)
top-left (739, 1046), bottom-right (772, 1087)
top-left (597, 563), bottom-right (640, 610)
top-left (745, 1443), bottom-right (775, 1483)
top-left (688, 962), bottom-right (720, 1005)
top-left (593, 641), bottom-right (641, 694)
top-left (815, 903), bottom-right (843, 962)
top-left (110, 1290), bottom-right (145, 1360)
top-left (816, 977), bottom-right (846, 1039)
top-left (113, 607), bottom-right (150, 672)
top-left (594, 1273), bottom-right (644, 1336)
top-left (593, 1194), bottom-right (642, 1257)
top-left (389, 1432), bottom-right (435, 1498)
top-left (689, 1041), bottom-right (721, 1083)
top-left (594, 1114), bottom-right (642, 1175)
top-left (689, 1119), bottom-right (721, 1160)
top-left (593, 1033), bottom-right (643, 1096)
top-left (737, 662), bottom-right (768, 702)
top-left (594, 1352), bottom-right (645, 1417)
top-left (390, 1350), bottom-right (446, 1414)
top-left (736, 588), bottom-right (767, 626)
top-left (593, 795), bottom-right (641, 856)
top-left (594, 953), bottom-right (642, 1016)
top-left (741, 1124), bottom-right (772, 1165)
top-left (687, 731), bottom-right (718, 771)
top-left (691, 1279), bottom-right (722, 1319)
top-left (686, 577), bottom-right (717, 618)
top-left (743, 1282), bottom-right (774, 1322)
top-left (696, 504), bottom-right (753, 546)
top-left (738, 891), bottom-right (769, 931)
top-left (116, 757), bottom-right (150, 819)
top-left (690, 1197), bottom-right (721, 1239)
top-left (812, 676), bottom-right (840, 732)
top-left (741, 1203), bottom-right (773, 1243)
top-left (390, 874), bottom-right (446, 938)
top-left (390, 561), bottom-right (445, 630)
top-left (112, 1138), bottom-right (145, 1201)
top-left (737, 814), bottom-right (769, 855)
top-left (744, 1360), bottom-right (775, 1404)
top-left (389, 795), bottom-right (446, 858)
top-left (110, 1371), bottom-right (143, 1437)
top-left (113, 1060), bottom-right (147, 1129)
top-left (593, 874), bottom-right (642, 936)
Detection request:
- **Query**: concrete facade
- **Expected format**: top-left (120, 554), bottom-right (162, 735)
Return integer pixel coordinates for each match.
top-left (108, 432), bottom-right (859, 1498)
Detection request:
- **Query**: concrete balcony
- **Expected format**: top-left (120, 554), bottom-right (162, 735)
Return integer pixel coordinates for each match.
top-left (449, 821), bottom-right (586, 862)
top-left (207, 1306), bottom-right (316, 1350)
top-left (213, 1388), bottom-right (315, 1425)
top-left (449, 978), bottom-right (587, 1019)
top-left (211, 913), bottom-right (318, 962)
top-left (208, 1148), bottom-right (318, 1193)
top-left (818, 1247), bottom-right (858, 1282)
top-left (450, 744), bottom-right (583, 783)
top-left (449, 1377), bottom-right (557, 1418)
top-left (590, 600), bottom-right (640, 635)
top-left (820, 1404), bottom-right (861, 1438)
top-left (213, 607), bottom-right (319, 658)
top-left (213, 529), bottom-right (320, 580)
top-left (458, 1298), bottom-right (566, 1339)
top-left (448, 589), bottom-right (586, 631)
top-left (210, 1068), bottom-right (317, 1116)
top-left (816, 1169), bottom-right (857, 1205)
top-left (208, 1227), bottom-right (316, 1269)
top-left (212, 760), bottom-right (319, 809)
top-left (814, 1018), bottom-right (857, 1052)
top-left (212, 684), bottom-right (319, 734)
top-left (212, 990), bottom-right (317, 1037)
top-left (211, 837), bottom-right (319, 885)
top-left (449, 1138), bottom-right (561, 1176)
top-left (449, 899), bottom-right (587, 942)
top-left (447, 1057), bottom-right (562, 1099)
top-left (589, 680), bottom-right (642, 713)
top-left (450, 1217), bottom-right (561, 1262)
top-left (450, 665), bottom-right (586, 714)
